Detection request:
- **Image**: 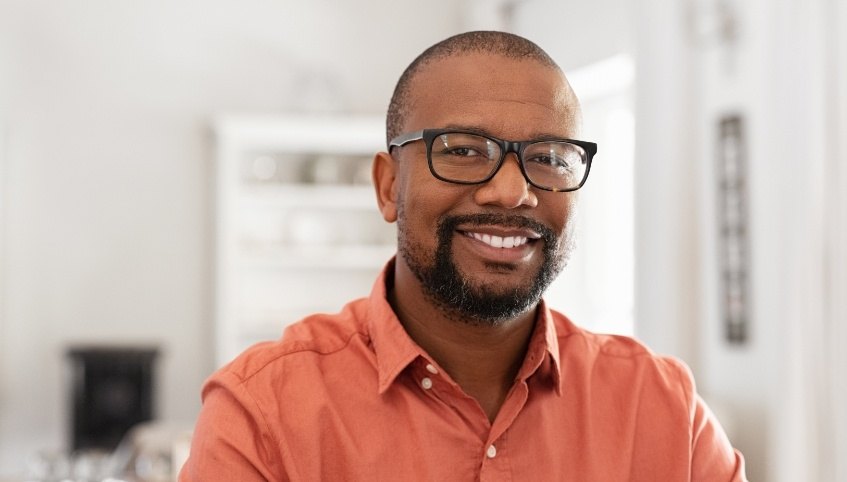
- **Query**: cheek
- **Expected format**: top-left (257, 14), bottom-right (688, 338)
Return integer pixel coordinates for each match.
top-left (544, 193), bottom-right (580, 239)
top-left (563, 195), bottom-right (580, 229)
top-left (397, 165), bottom-right (465, 228)
top-left (398, 188), bottom-right (446, 241)
top-left (395, 174), bottom-right (439, 239)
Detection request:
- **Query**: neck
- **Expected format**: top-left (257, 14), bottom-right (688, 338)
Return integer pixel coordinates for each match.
top-left (389, 260), bottom-right (538, 422)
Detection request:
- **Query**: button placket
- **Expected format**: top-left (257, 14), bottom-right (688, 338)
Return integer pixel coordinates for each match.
top-left (421, 377), bottom-right (433, 390)
top-left (419, 359), bottom-right (439, 391)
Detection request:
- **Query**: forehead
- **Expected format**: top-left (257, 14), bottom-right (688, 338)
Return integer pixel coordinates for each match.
top-left (403, 52), bottom-right (579, 139)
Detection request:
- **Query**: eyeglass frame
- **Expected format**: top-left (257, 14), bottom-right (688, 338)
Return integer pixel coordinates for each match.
top-left (387, 128), bottom-right (598, 192)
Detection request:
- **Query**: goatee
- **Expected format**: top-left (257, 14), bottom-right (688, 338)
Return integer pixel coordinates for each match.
top-left (398, 211), bottom-right (569, 326)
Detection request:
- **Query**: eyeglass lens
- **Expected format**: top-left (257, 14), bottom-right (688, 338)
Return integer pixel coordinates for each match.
top-left (430, 132), bottom-right (588, 190)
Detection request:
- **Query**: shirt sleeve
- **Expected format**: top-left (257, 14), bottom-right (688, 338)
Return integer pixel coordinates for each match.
top-left (690, 392), bottom-right (748, 481)
top-left (666, 357), bottom-right (748, 482)
top-left (179, 371), bottom-right (286, 482)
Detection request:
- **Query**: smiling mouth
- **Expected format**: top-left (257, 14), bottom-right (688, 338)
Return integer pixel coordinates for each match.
top-left (463, 231), bottom-right (531, 249)
top-left (441, 213), bottom-right (549, 260)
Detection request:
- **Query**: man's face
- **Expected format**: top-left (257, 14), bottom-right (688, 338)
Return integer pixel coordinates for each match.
top-left (390, 53), bottom-right (581, 324)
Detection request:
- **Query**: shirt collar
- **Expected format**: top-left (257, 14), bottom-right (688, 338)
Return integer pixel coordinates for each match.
top-left (367, 258), bottom-right (562, 396)
top-left (528, 299), bottom-right (563, 396)
top-left (367, 259), bottom-right (426, 394)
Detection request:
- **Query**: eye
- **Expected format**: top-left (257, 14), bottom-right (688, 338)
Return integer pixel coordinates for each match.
top-left (432, 133), bottom-right (498, 161)
top-left (443, 146), bottom-right (483, 157)
top-left (525, 143), bottom-right (585, 170)
top-left (527, 152), bottom-right (574, 169)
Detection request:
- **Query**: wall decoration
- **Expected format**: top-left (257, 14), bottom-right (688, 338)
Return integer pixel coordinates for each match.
top-left (717, 115), bottom-right (749, 344)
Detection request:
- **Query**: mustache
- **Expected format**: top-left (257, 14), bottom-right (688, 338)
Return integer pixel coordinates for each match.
top-left (436, 213), bottom-right (557, 244)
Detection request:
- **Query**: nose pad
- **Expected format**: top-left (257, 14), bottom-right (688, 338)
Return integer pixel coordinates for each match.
top-left (497, 155), bottom-right (529, 186)
top-left (474, 154), bottom-right (537, 208)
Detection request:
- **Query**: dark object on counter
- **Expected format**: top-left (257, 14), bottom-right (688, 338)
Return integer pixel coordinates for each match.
top-left (66, 346), bottom-right (159, 452)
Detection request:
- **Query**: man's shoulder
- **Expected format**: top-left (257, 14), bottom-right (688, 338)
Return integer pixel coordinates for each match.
top-left (550, 309), bottom-right (647, 356)
top-left (216, 297), bottom-right (372, 385)
top-left (549, 309), bottom-right (694, 390)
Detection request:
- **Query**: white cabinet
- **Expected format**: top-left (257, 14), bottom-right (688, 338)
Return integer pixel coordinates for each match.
top-left (213, 115), bottom-right (394, 366)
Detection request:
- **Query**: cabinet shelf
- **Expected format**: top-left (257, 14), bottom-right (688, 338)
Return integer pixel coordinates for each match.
top-left (239, 184), bottom-right (378, 210)
top-left (214, 115), bottom-right (388, 366)
top-left (239, 244), bottom-right (395, 270)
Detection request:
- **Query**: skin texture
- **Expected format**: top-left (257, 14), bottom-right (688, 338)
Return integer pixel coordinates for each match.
top-left (372, 52), bottom-right (582, 422)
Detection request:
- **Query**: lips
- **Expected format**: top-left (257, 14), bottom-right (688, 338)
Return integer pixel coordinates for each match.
top-left (463, 231), bottom-right (530, 249)
top-left (436, 213), bottom-right (551, 266)
top-left (453, 219), bottom-right (544, 267)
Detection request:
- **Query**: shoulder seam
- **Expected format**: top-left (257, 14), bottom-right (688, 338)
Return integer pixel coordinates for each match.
top-left (236, 373), bottom-right (287, 475)
top-left (232, 330), bottom-right (369, 383)
top-left (559, 330), bottom-right (654, 359)
top-left (669, 356), bottom-right (694, 412)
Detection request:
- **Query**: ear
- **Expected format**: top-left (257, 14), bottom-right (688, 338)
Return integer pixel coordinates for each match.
top-left (372, 151), bottom-right (398, 223)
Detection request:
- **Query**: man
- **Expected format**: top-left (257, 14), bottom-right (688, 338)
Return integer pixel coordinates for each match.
top-left (181, 31), bottom-right (747, 481)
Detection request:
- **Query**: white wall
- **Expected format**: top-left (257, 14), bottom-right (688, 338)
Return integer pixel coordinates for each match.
top-left (831, 6), bottom-right (847, 480)
top-left (693, 1), bottom-right (783, 476)
top-left (0, 1), bottom-right (462, 476)
top-left (498, 0), bottom-right (632, 71)
top-left (633, 0), bottom-right (701, 366)
top-left (636, 0), bottom-right (847, 480)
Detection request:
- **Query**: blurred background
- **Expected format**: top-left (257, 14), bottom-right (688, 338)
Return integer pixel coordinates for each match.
top-left (0, 0), bottom-right (845, 480)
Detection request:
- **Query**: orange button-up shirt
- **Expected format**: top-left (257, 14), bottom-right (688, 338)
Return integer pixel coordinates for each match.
top-left (181, 264), bottom-right (746, 481)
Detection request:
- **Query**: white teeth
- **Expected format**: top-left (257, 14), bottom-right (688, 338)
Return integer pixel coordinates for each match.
top-left (469, 232), bottom-right (528, 249)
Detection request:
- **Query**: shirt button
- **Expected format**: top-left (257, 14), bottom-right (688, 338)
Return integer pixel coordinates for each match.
top-left (421, 377), bottom-right (433, 390)
top-left (425, 363), bottom-right (438, 374)
top-left (486, 444), bottom-right (497, 459)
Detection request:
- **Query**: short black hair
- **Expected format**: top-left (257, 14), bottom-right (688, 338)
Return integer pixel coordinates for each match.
top-left (386, 31), bottom-right (562, 147)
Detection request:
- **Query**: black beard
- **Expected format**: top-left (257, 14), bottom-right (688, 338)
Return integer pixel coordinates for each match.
top-left (398, 211), bottom-right (566, 326)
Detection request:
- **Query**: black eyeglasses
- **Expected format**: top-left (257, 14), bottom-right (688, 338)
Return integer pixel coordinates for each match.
top-left (388, 128), bottom-right (597, 192)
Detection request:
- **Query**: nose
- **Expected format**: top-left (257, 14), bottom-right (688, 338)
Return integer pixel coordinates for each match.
top-left (472, 153), bottom-right (538, 209)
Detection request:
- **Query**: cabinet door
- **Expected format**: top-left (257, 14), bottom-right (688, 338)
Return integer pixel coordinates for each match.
top-left (214, 116), bottom-right (390, 365)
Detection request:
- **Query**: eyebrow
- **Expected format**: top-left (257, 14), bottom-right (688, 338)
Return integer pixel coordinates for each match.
top-left (441, 123), bottom-right (569, 141)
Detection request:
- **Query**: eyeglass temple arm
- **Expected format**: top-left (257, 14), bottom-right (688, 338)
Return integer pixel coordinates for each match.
top-left (388, 130), bottom-right (425, 149)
